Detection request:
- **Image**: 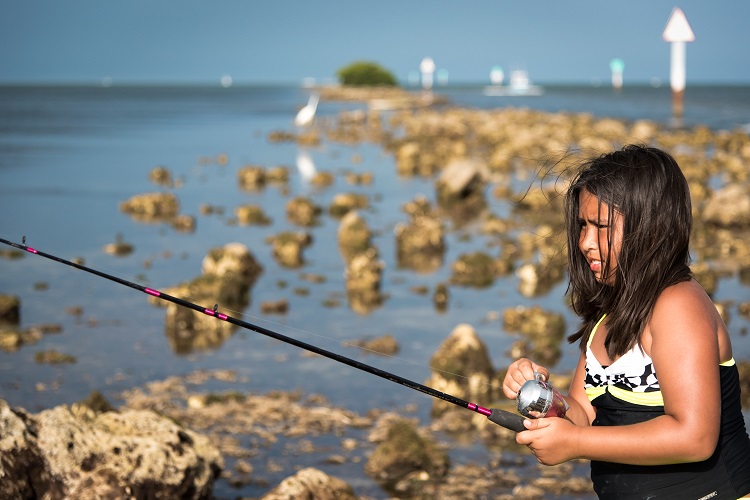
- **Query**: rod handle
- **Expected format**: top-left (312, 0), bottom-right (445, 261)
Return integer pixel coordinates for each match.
top-left (487, 408), bottom-right (526, 432)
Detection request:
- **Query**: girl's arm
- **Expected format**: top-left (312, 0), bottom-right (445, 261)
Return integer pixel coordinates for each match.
top-left (518, 281), bottom-right (722, 466)
top-left (564, 352), bottom-right (596, 426)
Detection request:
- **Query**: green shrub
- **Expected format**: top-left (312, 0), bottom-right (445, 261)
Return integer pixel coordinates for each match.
top-left (336, 61), bottom-right (398, 87)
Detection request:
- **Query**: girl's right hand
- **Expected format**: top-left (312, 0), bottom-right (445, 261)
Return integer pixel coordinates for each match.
top-left (502, 358), bottom-right (550, 400)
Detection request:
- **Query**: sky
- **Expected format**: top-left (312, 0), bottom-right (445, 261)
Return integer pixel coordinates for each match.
top-left (1, 1), bottom-right (749, 86)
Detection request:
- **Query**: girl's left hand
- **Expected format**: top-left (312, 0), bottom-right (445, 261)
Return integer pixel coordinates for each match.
top-left (516, 417), bottom-right (580, 465)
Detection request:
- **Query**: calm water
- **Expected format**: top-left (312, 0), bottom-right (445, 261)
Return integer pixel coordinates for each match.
top-left (1, 84), bottom-right (749, 496)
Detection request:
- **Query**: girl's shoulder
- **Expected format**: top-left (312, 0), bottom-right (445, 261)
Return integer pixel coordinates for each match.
top-left (651, 279), bottom-right (733, 362)
top-left (653, 279), bottom-right (713, 312)
top-left (650, 279), bottom-right (720, 337)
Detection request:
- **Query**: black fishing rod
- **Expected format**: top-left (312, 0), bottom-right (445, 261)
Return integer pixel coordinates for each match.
top-left (0, 236), bottom-right (526, 432)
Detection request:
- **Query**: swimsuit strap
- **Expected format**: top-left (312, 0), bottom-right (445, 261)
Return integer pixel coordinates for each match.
top-left (586, 314), bottom-right (607, 349)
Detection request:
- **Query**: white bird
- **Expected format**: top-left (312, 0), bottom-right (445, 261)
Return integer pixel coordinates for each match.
top-left (294, 94), bottom-right (319, 127)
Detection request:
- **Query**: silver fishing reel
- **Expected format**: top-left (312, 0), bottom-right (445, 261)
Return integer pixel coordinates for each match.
top-left (516, 372), bottom-right (569, 419)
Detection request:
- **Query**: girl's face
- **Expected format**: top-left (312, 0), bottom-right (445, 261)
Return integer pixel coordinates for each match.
top-left (577, 189), bottom-right (624, 284)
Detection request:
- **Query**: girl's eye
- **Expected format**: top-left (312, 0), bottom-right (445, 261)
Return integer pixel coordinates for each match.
top-left (577, 219), bottom-right (608, 230)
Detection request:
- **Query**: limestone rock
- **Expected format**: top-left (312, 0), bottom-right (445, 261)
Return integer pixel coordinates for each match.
top-left (0, 399), bottom-right (222, 499)
top-left (261, 467), bottom-right (356, 500)
top-left (0, 294), bottom-right (20, 324)
top-left (119, 192), bottom-right (179, 219)
top-left (364, 418), bottom-right (449, 496)
top-left (427, 323), bottom-right (495, 416)
top-left (703, 184), bottom-right (750, 227)
top-left (337, 210), bottom-right (373, 263)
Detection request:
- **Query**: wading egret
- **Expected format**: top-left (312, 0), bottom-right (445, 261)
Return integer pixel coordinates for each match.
top-left (294, 94), bottom-right (319, 127)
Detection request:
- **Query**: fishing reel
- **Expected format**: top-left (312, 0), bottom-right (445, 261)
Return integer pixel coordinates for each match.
top-left (516, 372), bottom-right (569, 419)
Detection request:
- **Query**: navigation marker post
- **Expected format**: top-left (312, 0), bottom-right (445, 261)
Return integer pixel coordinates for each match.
top-left (662, 7), bottom-right (695, 118)
top-left (490, 66), bottom-right (505, 86)
top-left (610, 58), bottom-right (624, 91)
top-left (420, 57), bottom-right (436, 91)
top-left (609, 58), bottom-right (625, 90)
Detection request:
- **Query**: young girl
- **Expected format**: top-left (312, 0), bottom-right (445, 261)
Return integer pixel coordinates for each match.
top-left (503, 145), bottom-right (750, 499)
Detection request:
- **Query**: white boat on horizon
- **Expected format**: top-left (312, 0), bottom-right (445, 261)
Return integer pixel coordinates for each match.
top-left (483, 69), bottom-right (543, 96)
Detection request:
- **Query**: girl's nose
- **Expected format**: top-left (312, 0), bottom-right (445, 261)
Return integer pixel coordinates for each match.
top-left (580, 225), bottom-right (598, 251)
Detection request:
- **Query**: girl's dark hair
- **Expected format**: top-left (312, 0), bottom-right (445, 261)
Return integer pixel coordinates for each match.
top-left (565, 145), bottom-right (693, 357)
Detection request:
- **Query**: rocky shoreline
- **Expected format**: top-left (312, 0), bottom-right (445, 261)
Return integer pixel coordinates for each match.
top-left (2, 86), bottom-right (750, 498)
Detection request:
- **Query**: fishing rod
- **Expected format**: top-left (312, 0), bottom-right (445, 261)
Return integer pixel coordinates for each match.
top-left (0, 236), bottom-right (526, 432)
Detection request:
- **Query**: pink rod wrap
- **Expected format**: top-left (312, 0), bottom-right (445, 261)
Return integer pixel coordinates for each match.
top-left (145, 288), bottom-right (161, 297)
top-left (468, 403), bottom-right (492, 417)
top-left (202, 309), bottom-right (227, 320)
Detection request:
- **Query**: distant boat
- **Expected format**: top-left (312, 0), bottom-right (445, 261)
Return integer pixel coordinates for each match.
top-left (483, 70), bottom-right (543, 96)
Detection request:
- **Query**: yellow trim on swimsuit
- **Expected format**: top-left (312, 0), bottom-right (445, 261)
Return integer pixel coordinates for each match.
top-left (586, 385), bottom-right (665, 406)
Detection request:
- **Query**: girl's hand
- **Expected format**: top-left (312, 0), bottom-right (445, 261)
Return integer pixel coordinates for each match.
top-left (516, 417), bottom-right (580, 465)
top-left (502, 358), bottom-right (550, 400)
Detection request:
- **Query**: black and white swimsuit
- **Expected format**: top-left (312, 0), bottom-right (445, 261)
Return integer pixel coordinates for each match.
top-left (584, 315), bottom-right (750, 499)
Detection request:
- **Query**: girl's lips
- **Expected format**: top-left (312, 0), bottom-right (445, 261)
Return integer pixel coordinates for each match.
top-left (589, 260), bottom-right (602, 273)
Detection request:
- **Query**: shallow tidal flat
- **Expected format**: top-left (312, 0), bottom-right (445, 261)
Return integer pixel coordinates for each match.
top-left (2, 87), bottom-right (750, 498)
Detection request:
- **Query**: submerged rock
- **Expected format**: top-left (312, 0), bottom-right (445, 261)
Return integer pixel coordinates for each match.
top-left (450, 251), bottom-right (497, 288)
top-left (270, 231), bottom-right (313, 268)
top-left (102, 233), bottom-right (134, 256)
top-left (337, 210), bottom-right (373, 263)
top-left (503, 305), bottom-right (566, 366)
top-left (286, 196), bottom-right (322, 226)
top-left (171, 214), bottom-right (197, 233)
top-left (395, 215), bottom-right (445, 273)
top-left (237, 164), bottom-right (266, 190)
top-left (234, 204), bottom-right (272, 226)
top-left (0, 324), bottom-right (61, 353)
top-left (266, 165), bottom-right (290, 184)
top-left (364, 417), bottom-right (449, 497)
top-left (427, 323), bottom-right (495, 416)
top-left (432, 282), bottom-right (450, 312)
top-left (329, 192), bottom-right (369, 218)
top-left (153, 244), bottom-right (263, 354)
top-left (503, 305), bottom-right (566, 338)
top-left (149, 165), bottom-right (173, 187)
top-left (119, 192), bottom-right (180, 220)
top-left (344, 247), bottom-right (384, 314)
top-left (0, 294), bottom-right (20, 324)
top-left (34, 349), bottom-right (76, 364)
top-left (310, 170), bottom-right (335, 187)
top-left (349, 333), bottom-right (399, 356)
top-left (202, 243), bottom-right (263, 285)
top-left (260, 299), bottom-right (289, 315)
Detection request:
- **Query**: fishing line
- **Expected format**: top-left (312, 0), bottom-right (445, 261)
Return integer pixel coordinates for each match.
top-left (3, 233), bottom-right (507, 395)
top-left (225, 309), bottom-right (510, 394)
top-left (0, 235), bottom-right (526, 432)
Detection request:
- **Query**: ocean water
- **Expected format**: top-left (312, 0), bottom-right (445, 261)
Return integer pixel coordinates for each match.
top-left (443, 83), bottom-right (750, 131)
top-left (0, 83), bottom-right (748, 496)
